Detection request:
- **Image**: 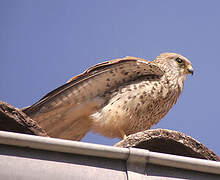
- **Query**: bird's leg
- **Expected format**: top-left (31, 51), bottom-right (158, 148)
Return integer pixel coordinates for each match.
top-left (119, 129), bottom-right (127, 140)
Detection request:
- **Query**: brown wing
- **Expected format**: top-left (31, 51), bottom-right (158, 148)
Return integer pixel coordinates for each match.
top-left (23, 56), bottom-right (164, 140)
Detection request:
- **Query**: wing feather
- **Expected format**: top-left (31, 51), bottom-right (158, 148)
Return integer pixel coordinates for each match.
top-left (23, 56), bottom-right (164, 140)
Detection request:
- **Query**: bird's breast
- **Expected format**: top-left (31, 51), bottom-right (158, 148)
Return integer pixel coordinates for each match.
top-left (90, 77), bottom-right (178, 138)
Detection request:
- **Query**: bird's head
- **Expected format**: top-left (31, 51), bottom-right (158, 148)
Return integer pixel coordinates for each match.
top-left (154, 52), bottom-right (194, 78)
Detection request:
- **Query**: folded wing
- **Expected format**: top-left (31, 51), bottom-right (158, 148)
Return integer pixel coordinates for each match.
top-left (23, 56), bottom-right (164, 140)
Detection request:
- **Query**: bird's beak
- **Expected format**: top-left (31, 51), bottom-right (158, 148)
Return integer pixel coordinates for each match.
top-left (186, 64), bottom-right (194, 75)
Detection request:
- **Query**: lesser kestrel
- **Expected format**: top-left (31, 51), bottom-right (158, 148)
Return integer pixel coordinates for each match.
top-left (23, 53), bottom-right (193, 140)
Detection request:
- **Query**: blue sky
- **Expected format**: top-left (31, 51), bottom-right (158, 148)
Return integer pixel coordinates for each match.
top-left (1, 1), bottom-right (220, 156)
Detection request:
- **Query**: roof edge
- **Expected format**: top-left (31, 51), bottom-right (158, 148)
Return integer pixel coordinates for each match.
top-left (0, 131), bottom-right (219, 175)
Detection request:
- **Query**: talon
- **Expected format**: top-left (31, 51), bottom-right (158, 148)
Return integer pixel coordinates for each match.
top-left (119, 129), bottom-right (127, 140)
top-left (123, 134), bottom-right (127, 140)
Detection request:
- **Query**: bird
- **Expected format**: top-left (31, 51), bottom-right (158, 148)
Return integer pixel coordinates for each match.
top-left (23, 52), bottom-right (194, 141)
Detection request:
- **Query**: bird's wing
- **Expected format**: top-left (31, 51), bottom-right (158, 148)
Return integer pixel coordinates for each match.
top-left (23, 56), bottom-right (164, 140)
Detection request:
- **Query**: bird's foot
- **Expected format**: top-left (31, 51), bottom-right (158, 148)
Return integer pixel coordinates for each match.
top-left (119, 129), bottom-right (127, 140)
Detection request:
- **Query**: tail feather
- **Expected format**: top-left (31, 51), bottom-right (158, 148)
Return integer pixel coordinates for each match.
top-left (55, 117), bottom-right (92, 141)
top-left (23, 98), bottom-right (104, 141)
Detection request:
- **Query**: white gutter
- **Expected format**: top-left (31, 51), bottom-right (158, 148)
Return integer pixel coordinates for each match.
top-left (0, 130), bottom-right (219, 175)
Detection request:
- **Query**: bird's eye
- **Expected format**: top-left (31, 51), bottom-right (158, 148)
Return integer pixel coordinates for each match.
top-left (176, 57), bottom-right (183, 64)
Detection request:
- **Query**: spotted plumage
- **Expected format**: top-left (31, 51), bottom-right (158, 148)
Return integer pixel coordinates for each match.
top-left (23, 53), bottom-right (193, 140)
